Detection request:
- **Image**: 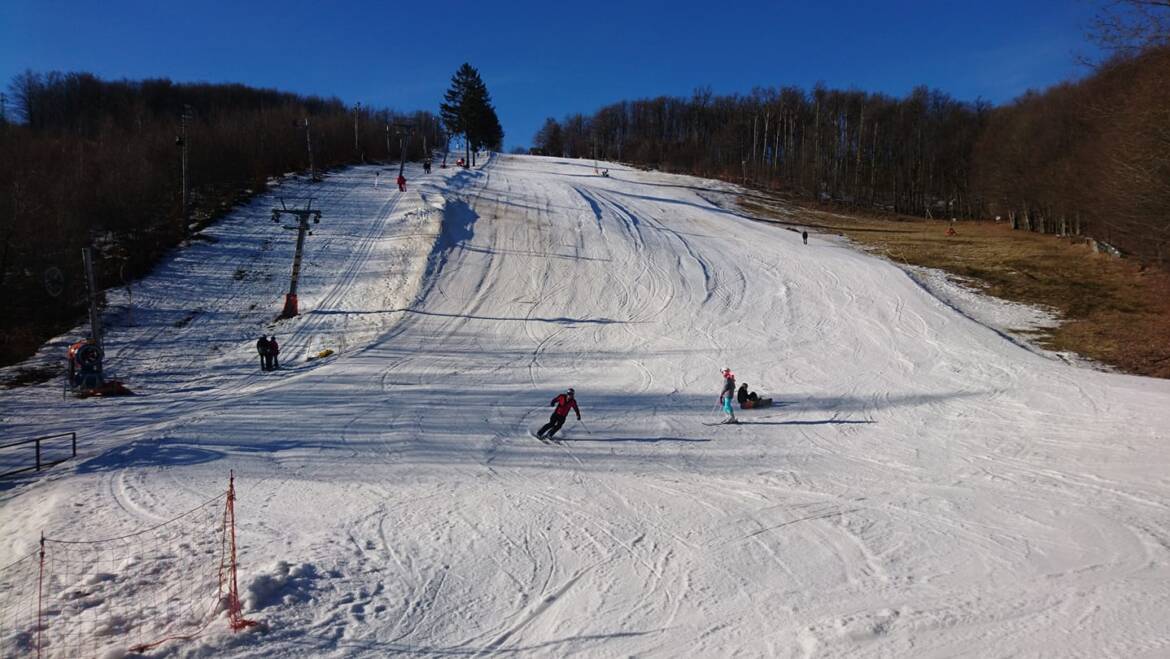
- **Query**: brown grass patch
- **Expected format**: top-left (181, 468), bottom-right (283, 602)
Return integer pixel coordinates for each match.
top-left (741, 198), bottom-right (1170, 379)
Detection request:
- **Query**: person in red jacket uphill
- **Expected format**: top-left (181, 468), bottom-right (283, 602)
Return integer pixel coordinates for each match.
top-left (538, 388), bottom-right (580, 439)
top-left (397, 174), bottom-right (407, 191)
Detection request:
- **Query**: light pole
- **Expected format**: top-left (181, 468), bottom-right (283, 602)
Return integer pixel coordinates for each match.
top-left (302, 117), bottom-right (317, 181)
top-left (81, 247), bottom-right (102, 350)
top-left (353, 102), bottom-right (361, 159)
top-left (396, 124), bottom-right (415, 177)
top-left (177, 105), bottom-right (193, 235)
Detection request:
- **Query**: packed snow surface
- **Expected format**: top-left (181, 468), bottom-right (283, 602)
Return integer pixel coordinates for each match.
top-left (3, 156), bottom-right (1170, 657)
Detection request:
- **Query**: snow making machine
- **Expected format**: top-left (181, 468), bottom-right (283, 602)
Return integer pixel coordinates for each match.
top-left (66, 339), bottom-right (132, 397)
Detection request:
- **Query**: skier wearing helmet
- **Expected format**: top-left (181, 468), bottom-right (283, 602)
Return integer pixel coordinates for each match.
top-left (538, 388), bottom-right (581, 439)
top-left (719, 369), bottom-right (738, 424)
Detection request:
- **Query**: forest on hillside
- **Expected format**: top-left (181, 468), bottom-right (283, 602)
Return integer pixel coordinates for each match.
top-left (0, 73), bottom-right (442, 365)
top-left (535, 85), bottom-right (987, 220)
top-left (534, 21), bottom-right (1169, 268)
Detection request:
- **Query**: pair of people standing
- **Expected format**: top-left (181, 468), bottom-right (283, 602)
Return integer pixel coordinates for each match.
top-left (256, 335), bottom-right (280, 371)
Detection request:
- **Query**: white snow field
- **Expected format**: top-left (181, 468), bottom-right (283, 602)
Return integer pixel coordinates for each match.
top-left (2, 154), bottom-right (1170, 658)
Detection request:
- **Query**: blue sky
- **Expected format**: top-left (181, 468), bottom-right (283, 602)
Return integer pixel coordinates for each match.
top-left (1, 1), bottom-right (1102, 151)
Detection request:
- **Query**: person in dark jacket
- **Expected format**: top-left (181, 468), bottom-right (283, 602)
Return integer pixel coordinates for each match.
top-left (538, 388), bottom-right (581, 439)
top-left (256, 336), bottom-right (270, 370)
top-left (266, 335), bottom-right (280, 370)
top-left (737, 383), bottom-right (760, 405)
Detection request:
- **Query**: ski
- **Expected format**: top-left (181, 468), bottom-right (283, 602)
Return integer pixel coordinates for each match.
top-left (528, 429), bottom-right (562, 444)
top-left (702, 420), bottom-right (740, 426)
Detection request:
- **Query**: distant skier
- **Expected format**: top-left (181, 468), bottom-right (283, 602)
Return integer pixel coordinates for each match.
top-left (538, 388), bottom-right (581, 439)
top-left (266, 335), bottom-right (280, 370)
top-left (719, 368), bottom-right (737, 424)
top-left (374, 171), bottom-right (381, 187)
top-left (423, 160), bottom-right (432, 174)
top-left (802, 230), bottom-right (808, 245)
top-left (256, 335), bottom-right (271, 371)
top-left (397, 174), bottom-right (407, 191)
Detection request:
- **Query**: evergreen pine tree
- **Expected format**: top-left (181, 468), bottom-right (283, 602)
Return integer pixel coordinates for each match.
top-left (440, 63), bottom-right (504, 167)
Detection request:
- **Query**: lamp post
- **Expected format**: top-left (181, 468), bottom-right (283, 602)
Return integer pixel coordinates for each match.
top-left (176, 105), bottom-right (193, 235)
top-left (353, 102), bottom-right (361, 158)
top-left (302, 117), bottom-right (317, 181)
top-left (396, 124), bottom-right (415, 177)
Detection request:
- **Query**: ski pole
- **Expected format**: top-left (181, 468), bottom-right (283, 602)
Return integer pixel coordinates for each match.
top-left (576, 418), bottom-right (593, 435)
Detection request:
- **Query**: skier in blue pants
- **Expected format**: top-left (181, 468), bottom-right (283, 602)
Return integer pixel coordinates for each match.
top-left (719, 368), bottom-right (738, 424)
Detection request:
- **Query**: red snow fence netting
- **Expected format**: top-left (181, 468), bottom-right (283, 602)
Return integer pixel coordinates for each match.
top-left (0, 473), bottom-right (255, 657)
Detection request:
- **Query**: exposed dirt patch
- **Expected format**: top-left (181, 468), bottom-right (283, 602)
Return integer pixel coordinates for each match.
top-left (2, 365), bottom-right (59, 389)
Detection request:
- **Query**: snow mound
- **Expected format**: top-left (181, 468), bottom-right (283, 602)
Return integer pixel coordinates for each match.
top-left (244, 561), bottom-right (320, 612)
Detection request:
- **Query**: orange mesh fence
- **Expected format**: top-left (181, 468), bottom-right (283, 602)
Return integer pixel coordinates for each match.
top-left (0, 474), bottom-right (254, 657)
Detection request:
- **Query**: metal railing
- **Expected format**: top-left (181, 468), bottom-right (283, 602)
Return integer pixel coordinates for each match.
top-left (0, 432), bottom-right (77, 478)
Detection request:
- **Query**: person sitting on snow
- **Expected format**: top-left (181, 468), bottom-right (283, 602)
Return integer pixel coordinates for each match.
top-left (737, 382), bottom-right (760, 406)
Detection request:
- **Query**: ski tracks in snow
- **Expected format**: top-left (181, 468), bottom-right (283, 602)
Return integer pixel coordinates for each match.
top-left (8, 156), bottom-right (1170, 657)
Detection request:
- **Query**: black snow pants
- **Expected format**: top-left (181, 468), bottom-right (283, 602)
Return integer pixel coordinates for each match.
top-left (538, 413), bottom-right (567, 438)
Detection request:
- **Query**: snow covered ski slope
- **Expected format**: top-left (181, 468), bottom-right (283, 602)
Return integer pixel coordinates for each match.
top-left (2, 155), bottom-right (1170, 657)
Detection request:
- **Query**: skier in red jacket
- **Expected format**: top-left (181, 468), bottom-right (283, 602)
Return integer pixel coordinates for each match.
top-left (538, 388), bottom-right (580, 439)
top-left (397, 174), bottom-right (407, 191)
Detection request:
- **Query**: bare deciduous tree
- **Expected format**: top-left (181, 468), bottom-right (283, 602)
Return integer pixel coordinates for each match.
top-left (1089, 0), bottom-right (1170, 59)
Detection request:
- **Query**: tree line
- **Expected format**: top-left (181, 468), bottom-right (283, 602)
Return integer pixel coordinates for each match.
top-left (0, 71), bottom-right (441, 365)
top-left (535, 85), bottom-right (987, 220)
top-left (974, 45), bottom-right (1170, 262)
top-left (534, 43), bottom-right (1169, 267)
